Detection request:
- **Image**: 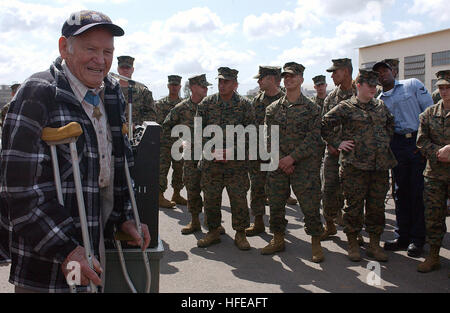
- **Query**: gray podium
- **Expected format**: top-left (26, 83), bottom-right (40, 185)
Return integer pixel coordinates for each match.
top-left (104, 122), bottom-right (163, 293)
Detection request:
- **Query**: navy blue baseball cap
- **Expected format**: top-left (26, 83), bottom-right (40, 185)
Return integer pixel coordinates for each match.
top-left (62, 10), bottom-right (124, 37)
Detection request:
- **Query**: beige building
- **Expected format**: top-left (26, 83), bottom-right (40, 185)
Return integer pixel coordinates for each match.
top-left (359, 28), bottom-right (450, 92)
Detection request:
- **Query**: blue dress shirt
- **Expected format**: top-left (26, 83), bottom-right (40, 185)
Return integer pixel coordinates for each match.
top-left (378, 78), bottom-right (433, 135)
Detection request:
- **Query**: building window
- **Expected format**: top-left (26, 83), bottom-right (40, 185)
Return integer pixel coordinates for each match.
top-left (432, 50), bottom-right (450, 66)
top-left (361, 62), bottom-right (376, 70)
top-left (404, 54), bottom-right (425, 83)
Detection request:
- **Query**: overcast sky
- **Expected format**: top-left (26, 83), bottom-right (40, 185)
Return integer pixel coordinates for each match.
top-left (0, 0), bottom-right (449, 99)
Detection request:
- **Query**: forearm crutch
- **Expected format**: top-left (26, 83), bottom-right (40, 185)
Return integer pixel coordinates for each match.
top-left (112, 124), bottom-right (151, 293)
top-left (41, 122), bottom-right (97, 293)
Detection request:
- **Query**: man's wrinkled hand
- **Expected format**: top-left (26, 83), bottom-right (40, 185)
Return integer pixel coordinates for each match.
top-left (61, 246), bottom-right (102, 287)
top-left (120, 220), bottom-right (151, 251)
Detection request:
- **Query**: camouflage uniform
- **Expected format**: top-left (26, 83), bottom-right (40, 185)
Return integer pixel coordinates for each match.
top-left (162, 75), bottom-right (212, 216)
top-left (265, 64), bottom-right (324, 236)
top-left (432, 89), bottom-right (441, 105)
top-left (1, 103), bottom-right (10, 127)
top-left (322, 70), bottom-right (397, 236)
top-left (121, 85), bottom-right (156, 125)
top-left (197, 69), bottom-right (255, 232)
top-left (157, 76), bottom-right (184, 194)
top-left (249, 66), bottom-right (284, 218)
top-left (416, 70), bottom-right (450, 248)
top-left (311, 75), bottom-right (327, 112)
top-left (1, 83), bottom-right (20, 127)
top-left (321, 59), bottom-right (357, 224)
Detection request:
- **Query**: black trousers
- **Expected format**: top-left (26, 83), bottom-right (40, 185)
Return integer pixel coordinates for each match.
top-left (390, 133), bottom-right (426, 246)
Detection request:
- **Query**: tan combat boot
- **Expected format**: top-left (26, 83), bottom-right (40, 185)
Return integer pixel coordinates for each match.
top-left (159, 193), bottom-right (176, 209)
top-left (418, 245), bottom-right (441, 273)
top-left (346, 233), bottom-right (361, 262)
top-left (171, 189), bottom-right (187, 205)
top-left (312, 236), bottom-right (324, 263)
top-left (197, 228), bottom-right (221, 248)
top-left (234, 231), bottom-right (251, 250)
top-left (287, 196), bottom-right (297, 205)
top-left (203, 214), bottom-right (226, 235)
top-left (320, 221), bottom-right (337, 241)
top-left (181, 214), bottom-right (201, 235)
top-left (367, 233), bottom-right (388, 262)
top-left (261, 232), bottom-right (285, 255)
top-left (245, 215), bottom-right (265, 237)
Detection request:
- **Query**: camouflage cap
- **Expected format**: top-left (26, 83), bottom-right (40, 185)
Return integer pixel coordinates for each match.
top-left (435, 70), bottom-right (450, 86)
top-left (217, 67), bottom-right (239, 81)
top-left (312, 75), bottom-right (326, 85)
top-left (189, 74), bottom-right (212, 87)
top-left (281, 62), bottom-right (305, 77)
top-left (117, 56), bottom-right (135, 68)
top-left (356, 69), bottom-right (379, 86)
top-left (10, 82), bottom-right (21, 92)
top-left (62, 10), bottom-right (124, 38)
top-left (168, 75), bottom-right (182, 85)
top-left (253, 66), bottom-right (282, 79)
top-left (326, 58), bottom-right (352, 72)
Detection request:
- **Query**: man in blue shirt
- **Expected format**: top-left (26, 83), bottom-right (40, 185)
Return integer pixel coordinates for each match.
top-left (373, 61), bottom-right (433, 257)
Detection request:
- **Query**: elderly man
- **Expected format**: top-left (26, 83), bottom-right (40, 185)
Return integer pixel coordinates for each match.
top-left (0, 10), bottom-right (150, 293)
top-left (374, 60), bottom-right (433, 257)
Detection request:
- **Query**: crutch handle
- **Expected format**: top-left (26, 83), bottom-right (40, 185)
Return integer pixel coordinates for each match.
top-left (42, 122), bottom-right (83, 142)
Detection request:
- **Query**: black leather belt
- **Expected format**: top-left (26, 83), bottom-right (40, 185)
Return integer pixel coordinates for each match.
top-left (394, 131), bottom-right (418, 139)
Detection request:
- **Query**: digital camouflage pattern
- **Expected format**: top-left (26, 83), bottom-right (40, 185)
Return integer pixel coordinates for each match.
top-left (322, 96), bottom-right (397, 171)
top-left (249, 89), bottom-right (284, 217)
top-left (339, 164), bottom-right (390, 235)
top-left (253, 66), bottom-right (281, 79)
top-left (265, 93), bottom-right (324, 235)
top-left (417, 100), bottom-right (450, 182)
top-left (320, 84), bottom-right (357, 222)
top-left (417, 99), bottom-right (449, 246)
top-left (432, 89), bottom-right (441, 104)
top-left (121, 85), bottom-right (156, 125)
top-left (157, 96), bottom-right (184, 192)
top-left (322, 96), bottom-right (397, 235)
top-left (163, 97), bottom-right (203, 214)
top-left (197, 92), bottom-right (255, 231)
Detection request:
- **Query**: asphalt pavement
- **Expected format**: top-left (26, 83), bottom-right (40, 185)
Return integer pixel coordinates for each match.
top-left (1, 173), bottom-right (449, 294)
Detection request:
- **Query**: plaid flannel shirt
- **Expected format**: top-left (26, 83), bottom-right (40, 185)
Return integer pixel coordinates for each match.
top-left (0, 57), bottom-right (134, 292)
